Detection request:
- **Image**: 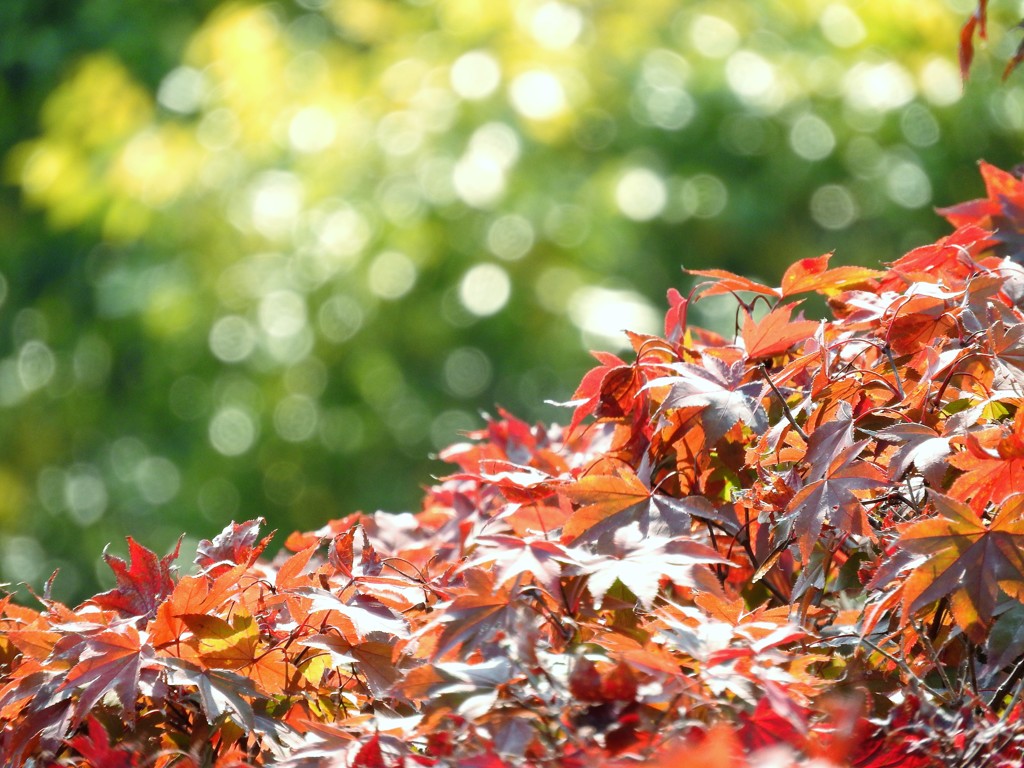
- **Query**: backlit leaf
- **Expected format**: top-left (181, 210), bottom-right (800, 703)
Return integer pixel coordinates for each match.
top-left (779, 253), bottom-right (882, 298)
top-left (429, 569), bottom-right (522, 658)
top-left (571, 530), bottom-right (730, 609)
top-left (562, 462), bottom-right (712, 544)
top-left (160, 656), bottom-right (257, 732)
top-left (60, 624), bottom-right (151, 727)
top-left (656, 356), bottom-right (767, 444)
top-left (289, 588), bottom-right (411, 640)
top-left (787, 440), bottom-right (884, 559)
top-left (948, 411), bottom-right (1024, 514)
top-left (89, 536), bottom-right (182, 620)
top-left (299, 635), bottom-right (401, 697)
top-left (468, 535), bottom-right (568, 596)
top-left (687, 268), bottom-right (778, 298)
top-left (182, 610), bottom-right (259, 670)
top-left (195, 518), bottom-right (274, 576)
top-left (898, 492), bottom-right (1024, 643)
top-left (741, 303), bottom-right (818, 360)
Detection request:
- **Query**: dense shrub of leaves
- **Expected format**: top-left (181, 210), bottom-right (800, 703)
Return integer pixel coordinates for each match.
top-left (10, 161), bottom-right (1024, 765)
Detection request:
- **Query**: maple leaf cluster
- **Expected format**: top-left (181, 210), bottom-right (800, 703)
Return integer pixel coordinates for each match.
top-left (9, 162), bottom-right (1024, 766)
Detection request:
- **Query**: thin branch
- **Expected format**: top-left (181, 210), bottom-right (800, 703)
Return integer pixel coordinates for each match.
top-left (759, 364), bottom-right (808, 441)
top-left (858, 636), bottom-right (937, 696)
top-left (988, 655), bottom-right (1024, 711)
top-left (912, 618), bottom-right (954, 694)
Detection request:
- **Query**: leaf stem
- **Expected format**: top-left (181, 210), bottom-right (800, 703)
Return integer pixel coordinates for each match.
top-left (883, 344), bottom-right (905, 399)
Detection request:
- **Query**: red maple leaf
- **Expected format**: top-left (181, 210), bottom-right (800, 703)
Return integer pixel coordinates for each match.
top-left (561, 350), bottom-right (630, 435)
top-left (876, 423), bottom-right (952, 486)
top-left (738, 697), bottom-right (806, 753)
top-left (66, 716), bottom-right (138, 768)
top-left (447, 459), bottom-right (563, 504)
top-left (939, 162), bottom-right (1021, 230)
top-left (690, 255), bottom-right (881, 303)
top-left (88, 535), bottom-right (182, 619)
top-left (958, 1), bottom-right (1024, 81)
top-left (884, 224), bottom-right (993, 284)
top-left (687, 267), bottom-right (777, 298)
top-left (299, 634), bottom-right (401, 697)
top-left (427, 568), bottom-right (525, 658)
top-left (351, 733), bottom-right (390, 768)
top-left (664, 287), bottom-right (689, 342)
top-left (195, 518), bottom-right (274, 576)
top-left (160, 656), bottom-right (258, 732)
top-left (468, 534), bottom-right (568, 596)
top-left (289, 588), bottom-right (411, 642)
top-left (959, 1), bottom-right (988, 81)
top-left (656, 354), bottom-right (767, 444)
top-left (569, 528), bottom-right (729, 609)
top-left (778, 253), bottom-right (882, 298)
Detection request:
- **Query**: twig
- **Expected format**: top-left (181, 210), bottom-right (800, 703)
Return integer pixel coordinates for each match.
top-left (912, 618), bottom-right (954, 694)
top-left (859, 636), bottom-right (935, 694)
top-left (759, 364), bottom-right (808, 441)
top-left (988, 656), bottom-right (1024, 711)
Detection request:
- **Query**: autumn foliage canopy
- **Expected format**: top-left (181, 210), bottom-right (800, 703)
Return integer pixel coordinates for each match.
top-left (12, 155), bottom-right (1024, 765)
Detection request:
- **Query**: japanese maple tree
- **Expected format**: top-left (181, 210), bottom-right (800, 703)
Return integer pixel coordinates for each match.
top-left (13, 162), bottom-right (1024, 765)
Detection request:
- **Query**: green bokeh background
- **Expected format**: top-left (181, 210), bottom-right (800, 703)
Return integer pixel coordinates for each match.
top-left (1, 0), bottom-right (1021, 602)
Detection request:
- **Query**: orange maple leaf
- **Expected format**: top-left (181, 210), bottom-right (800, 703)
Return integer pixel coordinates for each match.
top-left (939, 161), bottom-right (1024, 236)
top-left (897, 492), bottom-right (1024, 643)
top-left (687, 268), bottom-right (776, 298)
top-left (561, 461), bottom-right (712, 544)
top-left (59, 625), bottom-right (151, 727)
top-left (741, 303), bottom-right (819, 361)
top-left (150, 564), bottom-right (247, 652)
top-left (948, 411), bottom-right (1024, 514)
top-left (181, 610), bottom-right (292, 695)
top-left (779, 253), bottom-right (882, 298)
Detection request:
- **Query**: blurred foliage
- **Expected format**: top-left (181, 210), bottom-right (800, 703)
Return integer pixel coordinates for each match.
top-left (1, 0), bottom-right (1023, 602)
